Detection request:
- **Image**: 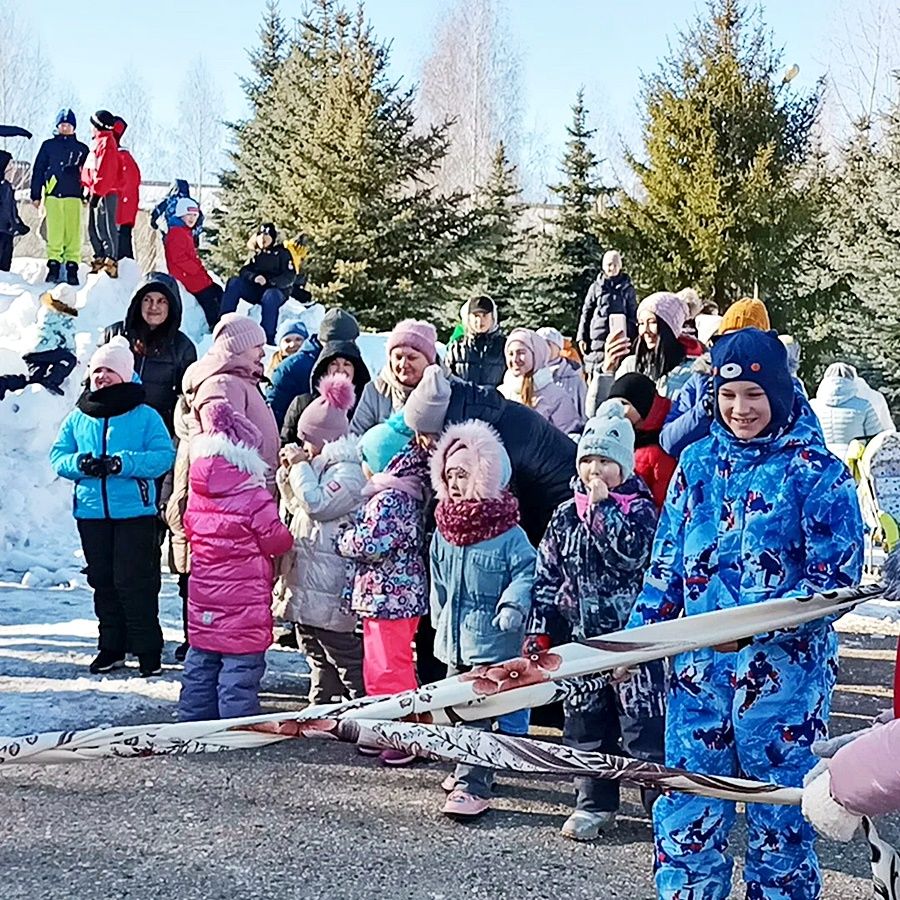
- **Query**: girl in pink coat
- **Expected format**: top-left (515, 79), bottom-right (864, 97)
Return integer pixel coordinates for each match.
top-left (179, 400), bottom-right (292, 722)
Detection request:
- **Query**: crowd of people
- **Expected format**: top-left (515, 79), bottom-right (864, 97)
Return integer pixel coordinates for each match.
top-left (0, 111), bottom-right (892, 897)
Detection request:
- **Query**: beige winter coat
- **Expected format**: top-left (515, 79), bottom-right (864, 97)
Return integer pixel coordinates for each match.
top-left (274, 436), bottom-right (366, 632)
top-left (165, 395), bottom-right (192, 574)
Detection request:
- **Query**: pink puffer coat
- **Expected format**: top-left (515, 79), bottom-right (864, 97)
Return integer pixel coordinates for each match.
top-left (829, 718), bottom-right (900, 816)
top-left (184, 434), bottom-right (293, 655)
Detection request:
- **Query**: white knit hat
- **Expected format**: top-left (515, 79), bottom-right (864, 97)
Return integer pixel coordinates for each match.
top-left (89, 335), bottom-right (134, 383)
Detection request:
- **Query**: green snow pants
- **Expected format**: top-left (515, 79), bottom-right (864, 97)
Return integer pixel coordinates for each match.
top-left (45, 196), bottom-right (84, 264)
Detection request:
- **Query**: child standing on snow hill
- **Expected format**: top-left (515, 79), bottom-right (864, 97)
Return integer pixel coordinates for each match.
top-left (528, 401), bottom-right (663, 840)
top-left (81, 109), bottom-right (122, 278)
top-left (0, 149), bottom-right (29, 272)
top-left (163, 197), bottom-right (222, 331)
top-left (336, 412), bottom-right (429, 765)
top-left (111, 117), bottom-right (140, 261)
top-left (276, 374), bottom-right (366, 703)
top-left (29, 108), bottom-right (88, 285)
top-left (179, 400), bottom-right (292, 722)
top-left (429, 420), bottom-right (536, 819)
top-left (50, 336), bottom-right (175, 677)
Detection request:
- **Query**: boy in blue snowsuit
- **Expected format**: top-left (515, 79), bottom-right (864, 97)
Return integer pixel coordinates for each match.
top-left (627, 328), bottom-right (863, 900)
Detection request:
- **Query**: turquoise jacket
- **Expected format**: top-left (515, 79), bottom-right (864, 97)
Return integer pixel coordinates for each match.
top-left (430, 525), bottom-right (536, 667)
top-left (51, 394), bottom-right (175, 520)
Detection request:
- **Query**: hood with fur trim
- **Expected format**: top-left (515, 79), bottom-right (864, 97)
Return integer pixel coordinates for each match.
top-left (430, 419), bottom-right (512, 501)
top-left (317, 434), bottom-right (360, 468)
top-left (189, 432), bottom-right (269, 497)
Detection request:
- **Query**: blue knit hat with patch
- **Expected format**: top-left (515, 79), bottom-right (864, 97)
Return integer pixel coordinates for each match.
top-left (712, 327), bottom-right (793, 435)
top-left (55, 108), bottom-right (76, 129)
top-left (275, 318), bottom-right (309, 346)
top-left (357, 411), bottom-right (414, 474)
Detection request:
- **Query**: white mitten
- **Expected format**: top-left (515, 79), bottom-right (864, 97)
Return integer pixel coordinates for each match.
top-left (492, 607), bottom-right (524, 633)
top-left (801, 770), bottom-right (861, 842)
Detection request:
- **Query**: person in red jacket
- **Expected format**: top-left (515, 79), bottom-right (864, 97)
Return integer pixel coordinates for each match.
top-left (81, 109), bottom-right (122, 278)
top-left (111, 117), bottom-right (140, 261)
top-left (607, 372), bottom-right (676, 509)
top-left (163, 197), bottom-right (221, 331)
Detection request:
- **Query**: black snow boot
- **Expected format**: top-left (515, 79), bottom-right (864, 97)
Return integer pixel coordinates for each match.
top-left (174, 641), bottom-right (189, 663)
top-left (46, 260), bottom-right (62, 284)
top-left (89, 650), bottom-right (125, 674)
top-left (65, 262), bottom-right (79, 286)
top-left (138, 653), bottom-right (162, 678)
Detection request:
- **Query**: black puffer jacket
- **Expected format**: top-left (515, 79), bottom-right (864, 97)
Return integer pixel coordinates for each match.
top-left (577, 272), bottom-right (638, 361)
top-left (444, 379), bottom-right (577, 545)
top-left (239, 245), bottom-right (296, 292)
top-left (443, 330), bottom-right (507, 387)
top-left (103, 272), bottom-right (197, 434)
top-left (281, 340), bottom-right (371, 445)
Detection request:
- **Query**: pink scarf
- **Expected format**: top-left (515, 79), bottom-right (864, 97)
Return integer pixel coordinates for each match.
top-left (434, 492), bottom-right (520, 547)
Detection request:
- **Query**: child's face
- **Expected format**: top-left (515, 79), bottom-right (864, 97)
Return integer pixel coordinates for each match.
top-left (303, 440), bottom-right (321, 459)
top-left (444, 466), bottom-right (471, 501)
top-left (183, 211), bottom-right (199, 229)
top-left (578, 455), bottom-right (623, 491)
top-left (718, 380), bottom-right (772, 440)
top-left (57, 123), bottom-right (75, 137)
top-left (90, 366), bottom-right (124, 391)
top-left (280, 334), bottom-right (304, 356)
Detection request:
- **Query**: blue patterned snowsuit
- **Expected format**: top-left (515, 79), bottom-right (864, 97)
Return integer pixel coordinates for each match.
top-left (627, 401), bottom-right (863, 900)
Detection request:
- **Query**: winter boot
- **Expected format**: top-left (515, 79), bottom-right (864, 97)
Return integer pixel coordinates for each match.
top-left (89, 257), bottom-right (106, 274)
top-left (560, 810), bottom-right (617, 841)
top-left (174, 641), bottom-right (190, 663)
top-left (65, 262), bottom-right (80, 286)
top-left (103, 258), bottom-right (119, 279)
top-left (138, 653), bottom-right (162, 678)
top-left (46, 260), bottom-right (62, 283)
top-left (89, 650), bottom-right (125, 674)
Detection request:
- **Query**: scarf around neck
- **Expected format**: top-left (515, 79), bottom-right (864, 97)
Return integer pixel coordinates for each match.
top-left (435, 491), bottom-right (520, 547)
top-left (77, 382), bottom-right (146, 418)
top-left (378, 365), bottom-right (416, 410)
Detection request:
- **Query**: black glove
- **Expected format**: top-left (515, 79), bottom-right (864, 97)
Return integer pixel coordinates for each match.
top-left (98, 455), bottom-right (122, 476)
top-left (76, 453), bottom-right (103, 477)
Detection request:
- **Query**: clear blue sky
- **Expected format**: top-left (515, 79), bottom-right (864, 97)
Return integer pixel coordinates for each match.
top-left (24, 0), bottom-right (853, 162)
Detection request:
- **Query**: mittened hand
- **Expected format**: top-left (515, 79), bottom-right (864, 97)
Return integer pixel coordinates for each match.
top-left (493, 607), bottom-right (524, 633)
top-left (101, 455), bottom-right (122, 475)
top-left (76, 453), bottom-right (99, 476)
top-left (801, 770), bottom-right (861, 842)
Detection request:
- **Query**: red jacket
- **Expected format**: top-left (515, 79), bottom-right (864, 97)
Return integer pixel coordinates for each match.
top-left (115, 149), bottom-right (141, 226)
top-left (165, 223), bottom-right (213, 295)
top-left (634, 394), bottom-right (677, 510)
top-left (81, 131), bottom-right (121, 197)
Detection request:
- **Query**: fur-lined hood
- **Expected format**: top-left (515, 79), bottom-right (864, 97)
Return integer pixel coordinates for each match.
top-left (318, 434), bottom-right (360, 468)
top-left (190, 432), bottom-right (269, 481)
top-left (430, 419), bottom-right (512, 501)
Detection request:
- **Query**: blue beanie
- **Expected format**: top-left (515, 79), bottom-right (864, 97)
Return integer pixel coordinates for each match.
top-left (357, 411), bottom-right (414, 474)
top-left (55, 108), bottom-right (76, 129)
top-left (712, 328), bottom-right (793, 435)
top-left (275, 318), bottom-right (309, 346)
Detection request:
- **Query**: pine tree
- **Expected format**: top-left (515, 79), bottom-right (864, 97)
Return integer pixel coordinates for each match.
top-left (601, 0), bottom-right (822, 328)
top-left (464, 141), bottom-right (528, 323)
top-left (243, 0), bottom-right (289, 107)
top-left (527, 90), bottom-right (605, 335)
top-left (213, 0), bottom-right (479, 331)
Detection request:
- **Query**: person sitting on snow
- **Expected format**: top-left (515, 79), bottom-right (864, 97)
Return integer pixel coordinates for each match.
top-left (162, 197), bottom-right (222, 332)
top-left (150, 179), bottom-right (204, 242)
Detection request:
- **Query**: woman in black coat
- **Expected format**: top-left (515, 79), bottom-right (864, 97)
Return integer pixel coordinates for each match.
top-left (102, 272), bottom-right (197, 434)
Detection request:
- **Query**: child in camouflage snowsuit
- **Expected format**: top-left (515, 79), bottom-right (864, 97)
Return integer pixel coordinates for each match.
top-left (627, 328), bottom-right (864, 900)
top-left (528, 400), bottom-right (664, 841)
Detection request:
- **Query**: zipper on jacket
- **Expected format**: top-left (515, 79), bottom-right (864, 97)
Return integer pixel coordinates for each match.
top-left (100, 418), bottom-right (111, 519)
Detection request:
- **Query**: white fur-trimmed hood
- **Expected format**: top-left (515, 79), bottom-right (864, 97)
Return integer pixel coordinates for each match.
top-left (190, 432), bottom-right (269, 479)
top-left (318, 434), bottom-right (360, 467)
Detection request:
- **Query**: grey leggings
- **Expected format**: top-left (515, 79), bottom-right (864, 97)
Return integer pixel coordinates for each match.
top-left (88, 194), bottom-right (119, 260)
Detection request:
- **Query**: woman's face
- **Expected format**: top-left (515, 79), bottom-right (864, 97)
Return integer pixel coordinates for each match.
top-left (327, 357), bottom-right (355, 379)
top-left (90, 366), bottom-right (123, 391)
top-left (280, 334), bottom-right (304, 356)
top-left (257, 233), bottom-right (273, 249)
top-left (718, 380), bottom-right (772, 440)
top-left (505, 341), bottom-right (534, 377)
top-left (444, 466), bottom-right (471, 501)
top-left (141, 291), bottom-right (169, 329)
top-left (390, 347), bottom-right (428, 387)
top-left (578, 455), bottom-right (623, 490)
top-left (638, 311), bottom-right (659, 350)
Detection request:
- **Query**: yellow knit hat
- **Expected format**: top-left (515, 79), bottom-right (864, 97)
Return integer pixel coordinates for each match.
top-left (719, 298), bottom-right (770, 334)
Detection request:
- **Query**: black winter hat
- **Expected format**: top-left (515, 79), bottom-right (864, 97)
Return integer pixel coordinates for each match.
top-left (90, 110), bottom-right (117, 131)
top-left (318, 308), bottom-right (360, 344)
top-left (608, 372), bottom-right (657, 421)
top-left (258, 222), bottom-right (278, 242)
top-left (465, 295), bottom-right (495, 316)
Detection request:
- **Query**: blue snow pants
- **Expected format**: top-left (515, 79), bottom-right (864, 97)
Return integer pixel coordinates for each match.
top-left (219, 276), bottom-right (286, 345)
top-left (178, 647), bottom-right (267, 721)
top-left (654, 628), bottom-right (837, 900)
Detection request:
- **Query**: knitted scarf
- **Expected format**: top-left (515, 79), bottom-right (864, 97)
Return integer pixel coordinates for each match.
top-left (77, 382), bottom-right (146, 418)
top-left (434, 491), bottom-right (520, 547)
top-left (377, 365), bottom-right (416, 411)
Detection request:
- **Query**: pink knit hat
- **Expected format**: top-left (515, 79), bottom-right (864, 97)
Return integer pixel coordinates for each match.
top-left (89, 335), bottom-right (134, 383)
top-left (386, 319), bottom-right (438, 364)
top-left (638, 292), bottom-right (687, 337)
top-left (296, 374), bottom-right (356, 447)
top-left (199, 400), bottom-right (263, 451)
top-left (212, 313), bottom-right (267, 354)
top-left (505, 327), bottom-right (550, 373)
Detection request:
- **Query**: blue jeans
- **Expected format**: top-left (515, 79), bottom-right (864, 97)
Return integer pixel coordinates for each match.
top-left (178, 647), bottom-right (267, 721)
top-left (219, 275), bottom-right (287, 344)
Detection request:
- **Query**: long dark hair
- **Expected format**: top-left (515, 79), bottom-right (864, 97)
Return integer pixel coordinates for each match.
top-left (634, 319), bottom-right (686, 383)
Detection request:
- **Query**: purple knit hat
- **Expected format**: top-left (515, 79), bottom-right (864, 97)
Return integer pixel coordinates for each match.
top-left (638, 292), bottom-right (687, 337)
top-left (199, 400), bottom-right (263, 451)
top-left (212, 313), bottom-right (267, 354)
top-left (296, 374), bottom-right (356, 447)
top-left (386, 319), bottom-right (438, 364)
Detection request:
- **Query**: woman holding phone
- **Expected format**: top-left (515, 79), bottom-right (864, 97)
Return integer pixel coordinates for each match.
top-left (587, 291), bottom-right (703, 415)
